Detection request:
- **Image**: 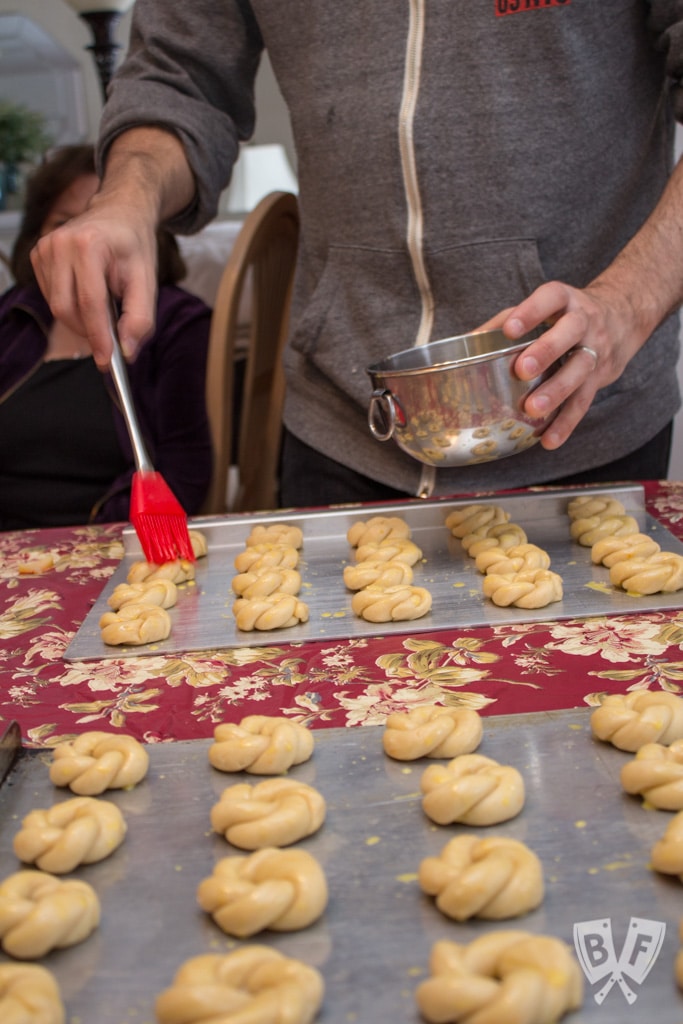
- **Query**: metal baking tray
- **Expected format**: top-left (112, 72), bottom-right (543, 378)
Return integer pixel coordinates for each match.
top-left (1, 709), bottom-right (682, 1022)
top-left (65, 484), bottom-right (683, 661)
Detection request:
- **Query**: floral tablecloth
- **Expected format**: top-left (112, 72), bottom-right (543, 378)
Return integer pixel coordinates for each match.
top-left (2, 480), bottom-right (683, 748)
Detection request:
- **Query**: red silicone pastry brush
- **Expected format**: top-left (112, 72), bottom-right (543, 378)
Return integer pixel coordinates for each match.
top-left (108, 306), bottom-right (195, 565)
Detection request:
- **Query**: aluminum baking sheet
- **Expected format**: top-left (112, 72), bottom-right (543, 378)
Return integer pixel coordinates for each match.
top-left (1, 709), bottom-right (682, 1022)
top-left (65, 484), bottom-right (683, 661)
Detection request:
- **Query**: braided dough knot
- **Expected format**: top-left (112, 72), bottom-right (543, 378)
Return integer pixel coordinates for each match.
top-left (210, 779), bottom-right (325, 849)
top-left (49, 731), bottom-right (149, 794)
top-left (246, 524), bottom-right (304, 549)
top-left (445, 504), bottom-right (509, 539)
top-left (353, 538), bottom-right (422, 565)
top-left (569, 513), bottom-right (639, 546)
top-left (609, 551), bottom-right (683, 595)
top-left (476, 543), bottom-right (551, 576)
top-left (232, 593), bottom-right (309, 631)
top-left (13, 796), bottom-right (126, 873)
top-left (461, 522), bottom-right (527, 557)
top-left (382, 706), bottom-right (483, 760)
top-left (591, 691), bottom-right (683, 751)
top-left (620, 740), bottom-right (683, 810)
top-left (347, 515), bottom-right (412, 547)
top-left (99, 603), bottom-right (171, 646)
top-left (127, 558), bottom-right (195, 584)
top-left (418, 836), bottom-right (544, 921)
top-left (567, 495), bottom-right (626, 520)
top-left (343, 558), bottom-right (414, 591)
top-left (233, 544), bottom-right (300, 573)
top-left (154, 946), bottom-right (325, 1024)
top-left (590, 532), bottom-right (660, 567)
top-left (0, 963), bottom-right (64, 1024)
top-left (482, 569), bottom-right (563, 609)
top-left (209, 716), bottom-right (314, 775)
top-left (0, 871), bottom-right (100, 959)
top-left (197, 848), bottom-right (328, 937)
top-left (421, 753), bottom-right (525, 826)
top-left (231, 568), bottom-right (302, 599)
top-left (350, 584), bottom-right (432, 622)
top-left (416, 933), bottom-right (583, 1024)
top-left (651, 810), bottom-right (683, 880)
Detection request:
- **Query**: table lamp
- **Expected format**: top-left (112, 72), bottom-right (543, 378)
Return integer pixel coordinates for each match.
top-left (61, 0), bottom-right (134, 102)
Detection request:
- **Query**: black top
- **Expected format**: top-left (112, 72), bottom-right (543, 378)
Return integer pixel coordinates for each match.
top-left (0, 358), bottom-right (127, 529)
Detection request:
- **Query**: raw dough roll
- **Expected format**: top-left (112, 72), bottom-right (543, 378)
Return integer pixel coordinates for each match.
top-left (382, 706), bottom-right (483, 761)
top-left (232, 592), bottom-right (309, 631)
top-left (0, 963), bottom-right (64, 1024)
top-left (0, 871), bottom-right (100, 959)
top-left (99, 603), bottom-right (171, 646)
top-left (209, 716), bottom-right (314, 775)
top-left (421, 753), bottom-right (525, 826)
top-left (591, 691), bottom-right (683, 752)
top-left (13, 796), bottom-right (126, 873)
top-left (351, 584), bottom-right (432, 622)
top-left (343, 558), bottom-right (414, 591)
top-left (621, 739), bottom-right (683, 810)
top-left (246, 524), bottom-right (304, 549)
top-left (347, 515), bottom-right (412, 547)
top-left (49, 731), bottom-right (149, 794)
top-left (609, 551), bottom-right (683, 595)
top-left (482, 569), bottom-right (563, 609)
top-left (210, 778), bottom-right (325, 849)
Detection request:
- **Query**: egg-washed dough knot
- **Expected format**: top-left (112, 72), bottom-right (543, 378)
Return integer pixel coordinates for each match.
top-left (351, 583), bottom-right (432, 622)
top-left (231, 567), bottom-right (302, 599)
top-left (482, 568), bottom-right (563, 609)
top-left (651, 809), bottom-right (683, 880)
top-left (188, 529), bottom-right (208, 558)
top-left (210, 778), bottom-right (326, 849)
top-left (590, 691), bottom-right (683, 751)
top-left (569, 513), bottom-right (639, 546)
top-left (233, 543), bottom-right (300, 574)
top-left (233, 592), bottom-right (309, 631)
top-left (343, 557), bottom-right (414, 591)
top-left (347, 515), bottom-right (412, 547)
top-left (246, 524), bottom-right (304, 549)
top-left (620, 739), bottom-right (683, 810)
top-left (209, 716), bottom-right (314, 775)
top-left (196, 848), bottom-right (328, 937)
top-left (420, 753), bottom-right (525, 826)
top-left (445, 503), bottom-right (509, 539)
top-left (353, 538), bottom-right (423, 566)
top-left (461, 522), bottom-right (527, 557)
top-left (127, 558), bottom-right (195, 584)
top-left (382, 706), bottom-right (483, 761)
top-left (415, 932), bottom-right (583, 1024)
top-left (567, 495), bottom-right (627, 521)
top-left (99, 603), bottom-right (171, 646)
top-left (418, 835), bottom-right (544, 921)
top-left (49, 731), bottom-right (149, 794)
top-left (0, 962), bottom-right (65, 1024)
top-left (154, 946), bottom-right (324, 1024)
top-left (0, 870), bottom-right (100, 959)
top-left (13, 796), bottom-right (126, 874)
top-left (476, 542), bottom-right (551, 576)
top-left (107, 577), bottom-right (178, 611)
top-left (590, 532), bottom-right (661, 567)
top-left (609, 551), bottom-right (683, 595)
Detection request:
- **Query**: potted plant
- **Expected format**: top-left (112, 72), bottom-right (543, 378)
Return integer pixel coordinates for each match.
top-left (0, 100), bottom-right (51, 210)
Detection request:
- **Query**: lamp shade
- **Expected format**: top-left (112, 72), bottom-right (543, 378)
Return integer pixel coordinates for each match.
top-left (223, 144), bottom-right (298, 215)
top-left (62, 0), bottom-right (134, 12)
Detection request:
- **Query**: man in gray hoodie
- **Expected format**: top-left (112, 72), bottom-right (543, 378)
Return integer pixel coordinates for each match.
top-left (32, 1), bottom-right (683, 505)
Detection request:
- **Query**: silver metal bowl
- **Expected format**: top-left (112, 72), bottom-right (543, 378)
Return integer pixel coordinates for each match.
top-left (366, 327), bottom-right (558, 468)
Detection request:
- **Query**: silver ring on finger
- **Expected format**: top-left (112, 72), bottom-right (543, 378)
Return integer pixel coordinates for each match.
top-left (571, 344), bottom-right (598, 371)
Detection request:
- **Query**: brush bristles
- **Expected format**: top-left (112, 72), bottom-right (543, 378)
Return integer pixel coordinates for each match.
top-left (131, 513), bottom-right (194, 565)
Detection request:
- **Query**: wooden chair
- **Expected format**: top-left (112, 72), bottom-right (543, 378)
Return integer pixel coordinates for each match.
top-left (201, 191), bottom-right (299, 514)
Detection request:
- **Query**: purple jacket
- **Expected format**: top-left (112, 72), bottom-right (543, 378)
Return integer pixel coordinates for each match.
top-left (0, 283), bottom-right (213, 522)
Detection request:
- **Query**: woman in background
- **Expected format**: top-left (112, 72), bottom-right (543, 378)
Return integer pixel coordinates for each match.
top-left (0, 145), bottom-right (212, 529)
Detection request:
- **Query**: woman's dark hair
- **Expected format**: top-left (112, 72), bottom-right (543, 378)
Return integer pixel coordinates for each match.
top-left (11, 144), bottom-right (186, 288)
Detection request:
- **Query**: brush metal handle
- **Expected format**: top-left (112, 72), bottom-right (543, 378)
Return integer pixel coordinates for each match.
top-left (108, 305), bottom-right (154, 474)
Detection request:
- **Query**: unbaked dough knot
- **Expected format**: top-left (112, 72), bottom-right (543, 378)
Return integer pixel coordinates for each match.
top-left (246, 524), bottom-right (304, 549)
top-left (609, 551), bottom-right (683, 595)
top-left (49, 731), bottom-right (149, 794)
top-left (590, 532), bottom-right (660, 568)
top-left (420, 753), bottom-right (525, 826)
top-left (210, 778), bottom-right (325, 849)
top-left (418, 835), bottom-right (544, 921)
top-left (651, 810), bottom-right (683, 880)
top-left (445, 504), bottom-right (509, 539)
top-left (476, 543), bottom-right (551, 576)
top-left (231, 568), bottom-right (302, 599)
top-left (196, 848), bottom-right (328, 936)
top-left (232, 592), bottom-right (309, 631)
top-left (620, 739), bottom-right (683, 810)
top-left (353, 538), bottom-right (422, 566)
top-left (415, 933), bottom-right (583, 1024)
top-left (99, 603), bottom-right (171, 645)
top-left (107, 578), bottom-right (178, 610)
top-left (342, 558), bottom-right (414, 591)
top-left (482, 569), bottom-right (563, 609)
top-left (13, 796), bottom-right (126, 873)
top-left (591, 691), bottom-right (683, 751)
top-left (569, 513), bottom-right (639, 547)
top-left (347, 515), bottom-right (412, 547)
top-left (382, 706), bottom-right (483, 760)
top-left (209, 717), bottom-right (314, 775)
top-left (233, 543), bottom-right (300, 574)
top-left (127, 558), bottom-right (195, 584)
top-left (0, 870), bottom-right (100, 959)
top-left (0, 963), bottom-right (64, 1024)
top-left (461, 522), bottom-right (527, 557)
top-left (154, 946), bottom-right (325, 1024)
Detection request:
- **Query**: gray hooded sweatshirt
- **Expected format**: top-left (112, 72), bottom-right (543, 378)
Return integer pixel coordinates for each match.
top-left (100, 0), bottom-right (683, 496)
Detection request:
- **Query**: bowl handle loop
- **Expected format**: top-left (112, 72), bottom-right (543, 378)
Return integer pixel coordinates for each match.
top-left (368, 389), bottom-right (398, 441)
